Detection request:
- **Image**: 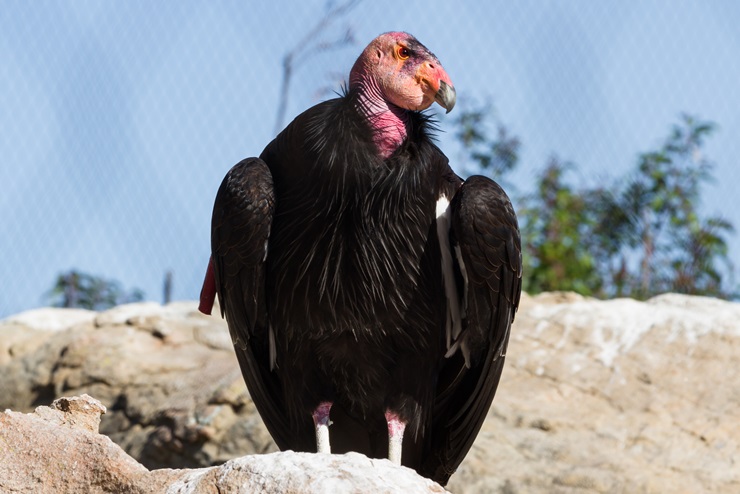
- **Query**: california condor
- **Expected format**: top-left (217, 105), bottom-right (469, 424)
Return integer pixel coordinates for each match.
top-left (199, 31), bottom-right (522, 485)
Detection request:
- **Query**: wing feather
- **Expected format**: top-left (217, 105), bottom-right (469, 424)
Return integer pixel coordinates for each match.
top-left (425, 174), bottom-right (522, 484)
top-left (210, 157), bottom-right (295, 449)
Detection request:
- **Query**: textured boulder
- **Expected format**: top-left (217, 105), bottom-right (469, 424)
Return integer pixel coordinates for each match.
top-left (1, 293), bottom-right (739, 492)
top-left (0, 395), bottom-right (444, 493)
top-left (0, 395), bottom-right (155, 493)
top-left (0, 301), bottom-right (275, 470)
top-left (165, 452), bottom-right (446, 493)
top-left (447, 292), bottom-right (740, 493)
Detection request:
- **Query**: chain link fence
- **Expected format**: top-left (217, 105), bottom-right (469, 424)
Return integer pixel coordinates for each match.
top-left (2, 1), bottom-right (739, 317)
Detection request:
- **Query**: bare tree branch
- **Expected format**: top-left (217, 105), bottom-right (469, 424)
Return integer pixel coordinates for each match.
top-left (273, 0), bottom-right (361, 135)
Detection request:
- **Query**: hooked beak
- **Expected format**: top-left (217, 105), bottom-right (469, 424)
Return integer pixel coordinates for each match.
top-left (435, 80), bottom-right (456, 114)
top-left (416, 59), bottom-right (456, 113)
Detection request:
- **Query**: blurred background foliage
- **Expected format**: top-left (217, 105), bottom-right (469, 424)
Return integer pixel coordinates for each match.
top-left (46, 270), bottom-right (144, 310)
top-left (455, 104), bottom-right (736, 299)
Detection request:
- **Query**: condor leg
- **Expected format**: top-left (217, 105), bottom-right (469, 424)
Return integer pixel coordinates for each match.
top-left (312, 401), bottom-right (333, 454)
top-left (385, 410), bottom-right (407, 464)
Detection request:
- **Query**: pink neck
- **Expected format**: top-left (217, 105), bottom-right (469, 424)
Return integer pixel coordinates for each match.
top-left (351, 76), bottom-right (408, 159)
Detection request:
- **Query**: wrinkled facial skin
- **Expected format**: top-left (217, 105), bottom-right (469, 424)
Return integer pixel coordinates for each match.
top-left (370, 33), bottom-right (455, 113)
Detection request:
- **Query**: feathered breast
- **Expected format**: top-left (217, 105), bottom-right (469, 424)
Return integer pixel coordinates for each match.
top-left (262, 94), bottom-right (444, 335)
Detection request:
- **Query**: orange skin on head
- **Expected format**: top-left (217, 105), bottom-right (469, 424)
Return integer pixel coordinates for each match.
top-left (351, 32), bottom-right (454, 113)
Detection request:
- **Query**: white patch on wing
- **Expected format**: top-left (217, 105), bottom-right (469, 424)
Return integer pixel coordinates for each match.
top-left (436, 195), bottom-right (463, 354)
top-left (453, 243), bottom-right (471, 367)
top-left (444, 336), bottom-right (471, 368)
top-left (436, 196), bottom-right (450, 219)
top-left (454, 244), bottom-right (469, 318)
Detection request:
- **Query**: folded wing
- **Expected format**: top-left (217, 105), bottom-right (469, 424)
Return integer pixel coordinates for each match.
top-left (425, 174), bottom-right (522, 483)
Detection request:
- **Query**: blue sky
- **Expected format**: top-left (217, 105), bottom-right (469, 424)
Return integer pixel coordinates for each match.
top-left (2, 1), bottom-right (739, 317)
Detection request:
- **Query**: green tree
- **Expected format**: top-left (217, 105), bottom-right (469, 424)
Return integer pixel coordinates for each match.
top-left (452, 103), bottom-right (736, 300)
top-left (611, 115), bottom-right (735, 298)
top-left (453, 100), bottom-right (520, 185)
top-left (47, 270), bottom-right (144, 310)
top-left (519, 158), bottom-right (605, 295)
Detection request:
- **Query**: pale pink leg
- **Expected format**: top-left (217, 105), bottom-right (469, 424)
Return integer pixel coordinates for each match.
top-left (312, 401), bottom-right (333, 454)
top-left (385, 410), bottom-right (406, 465)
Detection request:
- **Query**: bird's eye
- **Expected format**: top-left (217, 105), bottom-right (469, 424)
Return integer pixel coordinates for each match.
top-left (397, 46), bottom-right (410, 60)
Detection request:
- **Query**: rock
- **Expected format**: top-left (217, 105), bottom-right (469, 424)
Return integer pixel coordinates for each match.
top-left (0, 395), bottom-right (153, 494)
top-left (446, 293), bottom-right (740, 493)
top-left (2, 294), bottom-right (740, 492)
top-left (4, 307), bottom-right (96, 331)
top-left (93, 301), bottom-right (168, 327)
top-left (0, 396), bottom-right (445, 494)
top-left (0, 301), bottom-right (275, 470)
top-left (163, 452), bottom-right (447, 494)
top-left (42, 394), bottom-right (108, 432)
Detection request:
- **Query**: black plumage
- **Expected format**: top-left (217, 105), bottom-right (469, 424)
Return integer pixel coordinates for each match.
top-left (203, 34), bottom-right (521, 486)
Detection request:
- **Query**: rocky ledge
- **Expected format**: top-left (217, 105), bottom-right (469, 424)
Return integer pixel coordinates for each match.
top-left (1, 293), bottom-right (738, 493)
top-left (0, 395), bottom-right (442, 493)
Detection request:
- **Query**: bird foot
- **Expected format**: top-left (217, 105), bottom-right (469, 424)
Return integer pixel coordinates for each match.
top-left (385, 410), bottom-right (406, 465)
top-left (312, 401), bottom-right (333, 454)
